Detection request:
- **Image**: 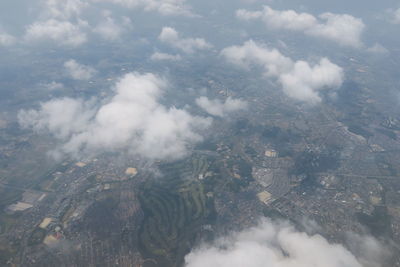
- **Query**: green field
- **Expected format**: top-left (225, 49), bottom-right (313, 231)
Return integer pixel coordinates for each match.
top-left (138, 155), bottom-right (216, 267)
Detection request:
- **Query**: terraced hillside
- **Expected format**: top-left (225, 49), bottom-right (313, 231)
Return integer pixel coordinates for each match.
top-left (138, 155), bottom-right (217, 267)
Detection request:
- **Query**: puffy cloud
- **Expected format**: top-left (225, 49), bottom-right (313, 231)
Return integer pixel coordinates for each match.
top-left (93, 0), bottom-right (195, 16)
top-left (18, 98), bottom-right (96, 140)
top-left (306, 13), bottom-right (365, 48)
top-left (221, 40), bottom-right (344, 104)
top-left (237, 6), bottom-right (365, 48)
top-left (150, 52), bottom-right (182, 61)
top-left (221, 40), bottom-right (292, 76)
top-left (237, 7), bottom-right (316, 31)
top-left (64, 60), bottom-right (97, 80)
top-left (23, 0), bottom-right (89, 47)
top-left (196, 96), bottom-right (248, 117)
top-left (18, 72), bottom-right (212, 160)
top-left (93, 15), bottom-right (132, 41)
top-left (159, 27), bottom-right (212, 54)
top-left (185, 219), bottom-right (382, 267)
top-left (25, 19), bottom-right (88, 47)
top-left (0, 30), bottom-right (16, 46)
top-left (279, 58), bottom-right (344, 103)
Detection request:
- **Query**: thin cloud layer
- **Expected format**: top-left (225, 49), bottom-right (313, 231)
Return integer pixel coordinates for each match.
top-left (64, 60), bottom-right (97, 80)
top-left (18, 72), bottom-right (212, 160)
top-left (93, 0), bottom-right (195, 16)
top-left (43, 81), bottom-right (64, 91)
top-left (159, 27), bottom-right (212, 54)
top-left (367, 43), bottom-right (389, 54)
top-left (185, 219), bottom-right (383, 267)
top-left (237, 6), bottom-right (365, 48)
top-left (22, 0), bottom-right (90, 47)
top-left (196, 96), bottom-right (248, 117)
top-left (93, 14), bottom-right (132, 41)
top-left (44, 0), bottom-right (88, 20)
top-left (24, 0), bottom-right (134, 46)
top-left (221, 40), bottom-right (344, 104)
top-left (25, 19), bottom-right (88, 47)
top-left (93, 17), bottom-right (122, 41)
top-left (0, 30), bottom-right (16, 46)
top-left (388, 7), bottom-right (400, 24)
top-left (394, 8), bottom-right (400, 23)
top-left (150, 52), bottom-right (182, 61)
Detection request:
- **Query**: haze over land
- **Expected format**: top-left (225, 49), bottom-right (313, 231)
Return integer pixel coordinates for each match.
top-left (0, 0), bottom-right (400, 266)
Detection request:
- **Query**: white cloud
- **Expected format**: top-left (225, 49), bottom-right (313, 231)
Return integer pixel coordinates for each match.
top-left (44, 0), bottom-right (88, 20)
top-left (93, 11), bottom-right (132, 41)
top-left (196, 96), bottom-right (248, 117)
top-left (0, 30), bottom-right (16, 46)
top-left (150, 52), bottom-right (182, 61)
top-left (279, 58), bottom-right (344, 103)
top-left (18, 98), bottom-right (96, 140)
top-left (93, 19), bottom-right (119, 40)
top-left (237, 7), bottom-right (316, 31)
top-left (395, 8), bottom-right (400, 23)
top-left (307, 13), bottom-right (365, 48)
top-left (221, 40), bottom-right (292, 76)
top-left (159, 27), bottom-right (212, 54)
top-left (240, 0), bottom-right (269, 3)
top-left (94, 17), bottom-right (122, 41)
top-left (237, 6), bottom-right (365, 48)
top-left (25, 19), bottom-right (88, 47)
top-left (93, 0), bottom-right (195, 16)
top-left (43, 81), bottom-right (64, 90)
top-left (64, 60), bottom-right (97, 80)
top-left (221, 40), bottom-right (344, 104)
top-left (18, 72), bottom-right (212, 160)
top-left (388, 8), bottom-right (400, 24)
top-left (367, 43), bottom-right (389, 54)
top-left (23, 0), bottom-right (89, 47)
top-left (345, 232), bottom-right (387, 267)
top-left (185, 219), bottom-right (383, 267)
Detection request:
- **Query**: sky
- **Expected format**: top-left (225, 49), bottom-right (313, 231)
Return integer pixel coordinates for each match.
top-left (3, 0), bottom-right (398, 162)
top-left (1, 1), bottom-right (399, 265)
